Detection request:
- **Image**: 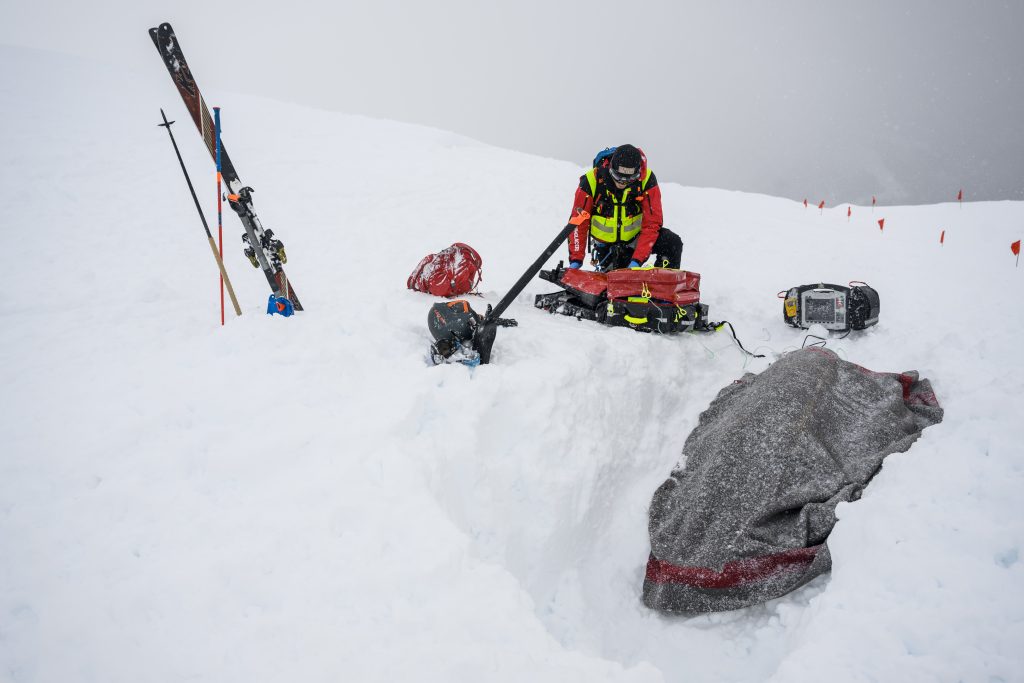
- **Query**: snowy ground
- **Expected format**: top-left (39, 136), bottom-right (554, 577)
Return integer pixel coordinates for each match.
top-left (2, 46), bottom-right (1023, 683)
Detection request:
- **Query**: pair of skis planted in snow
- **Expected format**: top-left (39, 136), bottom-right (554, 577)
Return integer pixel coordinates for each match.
top-left (149, 22), bottom-right (303, 311)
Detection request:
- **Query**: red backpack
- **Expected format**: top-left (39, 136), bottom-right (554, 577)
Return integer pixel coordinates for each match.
top-left (407, 243), bottom-right (483, 297)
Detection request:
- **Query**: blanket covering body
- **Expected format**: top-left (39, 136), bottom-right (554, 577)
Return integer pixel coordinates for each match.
top-left (644, 348), bottom-right (943, 613)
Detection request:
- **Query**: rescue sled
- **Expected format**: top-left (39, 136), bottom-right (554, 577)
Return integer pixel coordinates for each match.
top-left (535, 263), bottom-right (713, 334)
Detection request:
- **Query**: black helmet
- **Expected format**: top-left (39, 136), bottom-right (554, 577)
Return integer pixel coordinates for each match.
top-left (609, 144), bottom-right (643, 184)
top-left (428, 300), bottom-right (481, 344)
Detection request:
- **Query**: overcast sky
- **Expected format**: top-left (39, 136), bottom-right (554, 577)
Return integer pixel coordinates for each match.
top-left (3, 0), bottom-right (1022, 205)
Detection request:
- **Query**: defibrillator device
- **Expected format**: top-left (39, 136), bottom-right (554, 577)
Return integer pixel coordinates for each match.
top-left (780, 282), bottom-right (880, 332)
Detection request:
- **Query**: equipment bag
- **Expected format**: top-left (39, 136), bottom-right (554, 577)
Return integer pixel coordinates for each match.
top-left (781, 281), bottom-right (880, 331)
top-left (606, 268), bottom-right (701, 305)
top-left (407, 242), bottom-right (482, 297)
top-left (605, 298), bottom-right (708, 334)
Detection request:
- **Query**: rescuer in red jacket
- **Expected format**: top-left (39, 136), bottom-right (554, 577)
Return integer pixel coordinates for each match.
top-left (566, 144), bottom-right (682, 271)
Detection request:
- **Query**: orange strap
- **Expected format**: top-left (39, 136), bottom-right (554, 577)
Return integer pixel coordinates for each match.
top-left (568, 210), bottom-right (591, 227)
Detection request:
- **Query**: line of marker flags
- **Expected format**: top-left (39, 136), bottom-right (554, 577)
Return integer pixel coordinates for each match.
top-left (803, 188), bottom-right (1019, 267)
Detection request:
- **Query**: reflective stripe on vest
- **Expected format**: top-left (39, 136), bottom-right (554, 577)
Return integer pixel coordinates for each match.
top-left (584, 168), bottom-right (654, 244)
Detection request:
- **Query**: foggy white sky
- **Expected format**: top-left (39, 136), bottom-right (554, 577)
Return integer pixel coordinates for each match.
top-left (3, 0), bottom-right (1022, 205)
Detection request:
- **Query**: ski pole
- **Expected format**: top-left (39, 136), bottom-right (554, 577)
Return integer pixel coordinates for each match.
top-left (214, 106), bottom-right (225, 325)
top-left (158, 108), bottom-right (243, 318)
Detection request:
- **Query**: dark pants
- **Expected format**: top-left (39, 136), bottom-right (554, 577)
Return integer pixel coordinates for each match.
top-left (593, 227), bottom-right (683, 271)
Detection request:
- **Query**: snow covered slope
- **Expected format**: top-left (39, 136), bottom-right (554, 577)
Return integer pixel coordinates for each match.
top-left (2, 46), bottom-right (1022, 683)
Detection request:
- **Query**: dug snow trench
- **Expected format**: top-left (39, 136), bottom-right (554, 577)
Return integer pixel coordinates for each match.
top-left (404, 299), bottom-right (814, 677)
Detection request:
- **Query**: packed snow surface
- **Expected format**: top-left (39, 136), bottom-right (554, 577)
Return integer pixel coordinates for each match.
top-left (2, 46), bottom-right (1022, 683)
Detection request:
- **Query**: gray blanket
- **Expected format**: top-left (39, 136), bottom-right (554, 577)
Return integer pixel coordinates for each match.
top-left (643, 348), bottom-right (943, 613)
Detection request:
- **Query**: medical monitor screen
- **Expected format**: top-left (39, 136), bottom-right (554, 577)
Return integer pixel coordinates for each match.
top-left (804, 297), bottom-right (836, 323)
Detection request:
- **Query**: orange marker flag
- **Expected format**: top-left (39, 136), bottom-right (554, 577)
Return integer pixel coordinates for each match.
top-left (804, 198), bottom-right (808, 209)
top-left (1012, 239), bottom-right (1021, 267)
top-left (847, 206), bottom-right (852, 221)
top-left (940, 230), bottom-right (945, 244)
top-left (958, 189), bottom-right (963, 202)
top-left (878, 218), bottom-right (885, 231)
top-left (818, 200), bottom-right (825, 214)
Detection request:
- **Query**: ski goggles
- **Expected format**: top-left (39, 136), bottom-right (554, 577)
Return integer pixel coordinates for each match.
top-left (609, 165), bottom-right (641, 184)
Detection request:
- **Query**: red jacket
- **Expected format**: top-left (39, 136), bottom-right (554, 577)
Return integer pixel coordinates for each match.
top-left (567, 161), bottom-right (665, 265)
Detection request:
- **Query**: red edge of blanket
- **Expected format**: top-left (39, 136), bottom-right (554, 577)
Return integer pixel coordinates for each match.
top-left (645, 545), bottom-right (822, 589)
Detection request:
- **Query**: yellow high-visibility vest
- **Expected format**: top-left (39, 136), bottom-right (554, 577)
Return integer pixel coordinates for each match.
top-left (584, 167), bottom-right (654, 244)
